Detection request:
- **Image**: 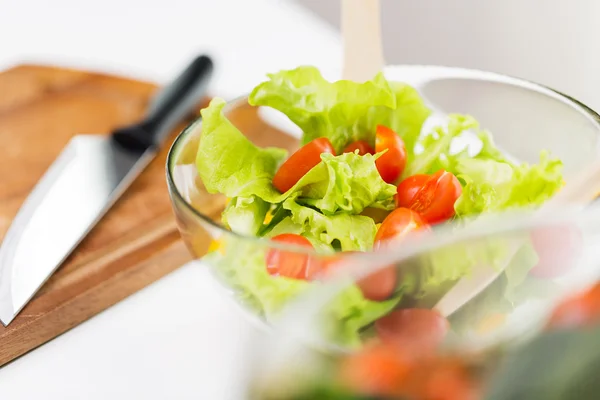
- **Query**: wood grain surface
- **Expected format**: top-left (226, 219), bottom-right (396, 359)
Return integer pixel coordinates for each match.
top-left (0, 64), bottom-right (203, 366)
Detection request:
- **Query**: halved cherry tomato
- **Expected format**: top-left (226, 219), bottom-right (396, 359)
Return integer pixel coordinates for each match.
top-left (408, 357), bottom-right (480, 400)
top-left (530, 224), bottom-right (582, 279)
top-left (375, 309), bottom-right (450, 357)
top-left (339, 342), bottom-right (412, 397)
top-left (311, 252), bottom-right (395, 301)
top-left (266, 234), bottom-right (315, 280)
top-left (375, 125), bottom-right (407, 184)
top-left (343, 140), bottom-right (375, 156)
top-left (353, 209), bottom-right (429, 301)
top-left (374, 207), bottom-right (429, 247)
top-left (357, 267), bottom-right (398, 302)
top-left (408, 170), bottom-right (462, 225)
top-left (340, 343), bottom-right (478, 400)
top-left (547, 283), bottom-right (600, 329)
top-left (396, 174), bottom-right (430, 208)
top-left (272, 138), bottom-right (335, 193)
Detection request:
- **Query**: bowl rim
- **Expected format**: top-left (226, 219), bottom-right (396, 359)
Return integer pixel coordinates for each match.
top-left (165, 64), bottom-right (600, 256)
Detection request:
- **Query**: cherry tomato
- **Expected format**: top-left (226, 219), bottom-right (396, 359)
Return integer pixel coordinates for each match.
top-left (530, 224), bottom-right (582, 278)
top-left (272, 138), bottom-right (335, 193)
top-left (375, 309), bottom-right (450, 357)
top-left (409, 170), bottom-right (462, 225)
top-left (375, 125), bottom-right (407, 184)
top-left (266, 234), bottom-right (315, 280)
top-left (396, 174), bottom-right (430, 208)
top-left (311, 251), bottom-right (396, 301)
top-left (343, 140), bottom-right (375, 156)
top-left (374, 208), bottom-right (429, 246)
top-left (339, 342), bottom-right (412, 397)
top-left (357, 267), bottom-right (398, 302)
top-left (547, 283), bottom-right (600, 329)
top-left (353, 209), bottom-right (429, 301)
top-left (410, 358), bottom-right (480, 400)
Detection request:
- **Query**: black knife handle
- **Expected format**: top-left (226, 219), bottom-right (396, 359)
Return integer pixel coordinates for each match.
top-left (112, 54), bottom-right (214, 152)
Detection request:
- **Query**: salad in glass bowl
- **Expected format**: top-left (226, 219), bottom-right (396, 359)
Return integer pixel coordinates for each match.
top-left (166, 65), bottom-right (600, 346)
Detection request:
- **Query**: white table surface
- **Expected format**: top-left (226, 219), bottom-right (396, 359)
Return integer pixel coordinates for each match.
top-left (0, 1), bottom-right (340, 398)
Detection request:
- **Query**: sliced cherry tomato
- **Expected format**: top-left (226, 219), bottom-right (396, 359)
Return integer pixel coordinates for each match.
top-left (265, 234), bottom-right (315, 280)
top-left (530, 224), bottom-right (582, 278)
top-left (408, 357), bottom-right (480, 400)
top-left (547, 283), bottom-right (600, 329)
top-left (272, 138), bottom-right (335, 193)
top-left (357, 267), bottom-right (398, 302)
top-left (311, 251), bottom-right (397, 301)
top-left (396, 174), bottom-right (430, 208)
top-left (375, 125), bottom-right (407, 184)
top-left (352, 209), bottom-right (429, 301)
top-left (408, 170), bottom-right (462, 225)
top-left (375, 309), bottom-right (450, 357)
top-left (340, 343), bottom-right (478, 400)
top-left (339, 342), bottom-right (412, 397)
top-left (374, 208), bottom-right (429, 247)
top-left (343, 140), bottom-right (375, 156)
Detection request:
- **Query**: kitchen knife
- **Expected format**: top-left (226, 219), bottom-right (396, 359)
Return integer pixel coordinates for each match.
top-left (0, 55), bottom-right (214, 326)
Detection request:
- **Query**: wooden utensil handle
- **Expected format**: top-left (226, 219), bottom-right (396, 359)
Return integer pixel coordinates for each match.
top-left (342, 0), bottom-right (385, 81)
top-left (113, 54), bottom-right (214, 151)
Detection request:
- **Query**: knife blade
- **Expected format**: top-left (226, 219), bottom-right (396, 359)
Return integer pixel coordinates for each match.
top-left (0, 55), bottom-right (213, 326)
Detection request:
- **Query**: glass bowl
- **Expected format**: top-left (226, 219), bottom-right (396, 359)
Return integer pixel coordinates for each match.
top-left (245, 205), bottom-right (600, 400)
top-left (166, 65), bottom-right (600, 334)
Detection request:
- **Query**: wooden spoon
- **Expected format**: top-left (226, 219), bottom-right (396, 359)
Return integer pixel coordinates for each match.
top-left (434, 160), bottom-right (600, 318)
top-left (341, 0), bottom-right (385, 81)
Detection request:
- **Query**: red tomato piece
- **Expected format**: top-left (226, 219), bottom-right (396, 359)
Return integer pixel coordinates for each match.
top-left (547, 283), bottom-right (600, 329)
top-left (343, 140), bottom-right (375, 156)
top-left (352, 209), bottom-right (429, 301)
top-left (408, 170), bottom-right (462, 225)
top-left (265, 234), bottom-right (315, 280)
top-left (314, 251), bottom-right (397, 302)
top-left (339, 342), bottom-right (412, 398)
top-left (375, 309), bottom-right (450, 357)
top-left (272, 138), bottom-right (335, 193)
top-left (396, 174), bottom-right (430, 208)
top-left (374, 208), bottom-right (429, 247)
top-left (530, 224), bottom-right (583, 279)
top-left (357, 267), bottom-right (398, 302)
top-left (375, 125), bottom-right (407, 184)
top-left (411, 358), bottom-right (481, 400)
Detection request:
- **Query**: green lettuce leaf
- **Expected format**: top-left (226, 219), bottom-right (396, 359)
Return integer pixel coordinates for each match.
top-left (454, 151), bottom-right (564, 217)
top-left (196, 98), bottom-right (287, 199)
top-left (222, 196), bottom-right (270, 236)
top-left (364, 81), bottom-right (433, 159)
top-left (249, 66), bottom-right (430, 153)
top-left (321, 285), bottom-right (400, 348)
top-left (402, 114), bottom-right (479, 177)
top-left (282, 197), bottom-right (378, 252)
top-left (207, 237), bottom-right (308, 319)
top-left (299, 152), bottom-right (397, 215)
top-left (197, 99), bottom-right (396, 219)
top-left (206, 235), bottom-right (399, 347)
top-left (448, 239), bottom-right (557, 334)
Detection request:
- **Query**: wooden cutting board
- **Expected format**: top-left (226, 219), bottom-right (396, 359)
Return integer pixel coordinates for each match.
top-left (0, 64), bottom-right (205, 366)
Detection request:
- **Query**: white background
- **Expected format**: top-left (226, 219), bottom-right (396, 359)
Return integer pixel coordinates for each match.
top-left (2, 0), bottom-right (600, 398)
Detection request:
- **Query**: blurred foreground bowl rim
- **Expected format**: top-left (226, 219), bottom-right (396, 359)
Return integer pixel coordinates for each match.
top-left (165, 64), bottom-right (600, 257)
